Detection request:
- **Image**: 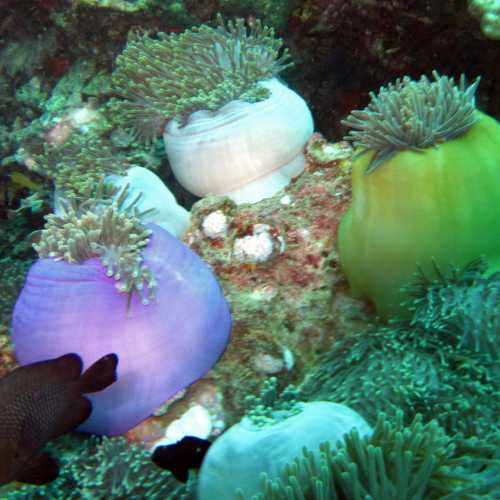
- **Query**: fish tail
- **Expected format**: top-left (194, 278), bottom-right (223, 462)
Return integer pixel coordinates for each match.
top-left (79, 353), bottom-right (118, 393)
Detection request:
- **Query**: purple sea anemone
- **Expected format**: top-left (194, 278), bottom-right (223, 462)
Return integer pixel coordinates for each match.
top-left (12, 222), bottom-right (231, 436)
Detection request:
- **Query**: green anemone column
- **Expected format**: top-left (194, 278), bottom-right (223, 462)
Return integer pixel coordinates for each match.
top-left (339, 79), bottom-right (500, 319)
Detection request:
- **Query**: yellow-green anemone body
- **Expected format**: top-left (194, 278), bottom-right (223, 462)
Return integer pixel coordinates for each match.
top-left (338, 111), bottom-right (500, 319)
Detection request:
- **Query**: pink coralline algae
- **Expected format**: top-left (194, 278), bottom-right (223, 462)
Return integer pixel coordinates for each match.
top-left (182, 134), bottom-right (355, 422)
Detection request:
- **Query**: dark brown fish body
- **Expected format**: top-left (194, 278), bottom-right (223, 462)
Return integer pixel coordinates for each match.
top-left (0, 352), bottom-right (118, 486)
top-left (152, 435), bottom-right (212, 483)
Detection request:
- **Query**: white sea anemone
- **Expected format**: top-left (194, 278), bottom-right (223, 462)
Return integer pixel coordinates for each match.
top-left (164, 78), bottom-right (313, 204)
top-left (111, 17), bottom-right (314, 204)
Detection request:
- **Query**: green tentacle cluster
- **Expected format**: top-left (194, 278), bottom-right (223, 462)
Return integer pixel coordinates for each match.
top-left (300, 260), bottom-right (500, 439)
top-left (109, 15), bottom-right (292, 141)
top-left (244, 377), bottom-right (302, 427)
top-left (31, 131), bottom-right (127, 200)
top-left (302, 327), bottom-right (499, 439)
top-left (34, 185), bottom-right (157, 304)
top-left (341, 71), bottom-right (480, 174)
top-left (70, 437), bottom-right (191, 498)
top-left (0, 258), bottom-right (33, 325)
top-left (249, 412), bottom-right (500, 499)
top-left (4, 435), bottom-right (191, 499)
top-left (406, 258), bottom-right (500, 362)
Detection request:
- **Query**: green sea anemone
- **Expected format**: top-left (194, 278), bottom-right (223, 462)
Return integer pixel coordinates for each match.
top-left (338, 71), bottom-right (500, 318)
top-left (109, 15), bottom-right (291, 142)
top-left (4, 435), bottom-right (191, 499)
top-left (300, 257), bottom-right (500, 439)
top-left (405, 258), bottom-right (500, 362)
top-left (250, 412), bottom-right (500, 499)
top-left (300, 323), bottom-right (499, 439)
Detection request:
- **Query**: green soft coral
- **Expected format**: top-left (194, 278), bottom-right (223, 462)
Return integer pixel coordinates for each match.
top-left (338, 72), bottom-right (500, 319)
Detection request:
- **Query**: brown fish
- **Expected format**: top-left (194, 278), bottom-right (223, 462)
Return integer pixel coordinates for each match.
top-left (0, 352), bottom-right (118, 486)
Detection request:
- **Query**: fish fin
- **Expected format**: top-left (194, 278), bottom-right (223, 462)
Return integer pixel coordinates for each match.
top-left (79, 353), bottom-right (118, 394)
top-left (50, 396), bottom-right (92, 439)
top-left (171, 467), bottom-right (189, 483)
top-left (16, 452), bottom-right (59, 485)
top-left (152, 436), bottom-right (211, 482)
top-left (49, 353), bottom-right (84, 381)
top-left (184, 436), bottom-right (212, 468)
top-left (166, 464), bottom-right (189, 483)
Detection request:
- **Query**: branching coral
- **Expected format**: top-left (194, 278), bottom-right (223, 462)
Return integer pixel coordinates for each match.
top-left (34, 184), bottom-right (157, 304)
top-left (109, 15), bottom-right (292, 141)
top-left (341, 71), bottom-right (480, 173)
top-left (250, 412), bottom-right (500, 499)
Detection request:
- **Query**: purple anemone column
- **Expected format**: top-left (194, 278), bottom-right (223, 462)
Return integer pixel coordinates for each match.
top-left (12, 224), bottom-right (231, 436)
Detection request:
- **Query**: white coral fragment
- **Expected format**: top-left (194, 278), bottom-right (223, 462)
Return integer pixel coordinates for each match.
top-left (233, 225), bottom-right (274, 263)
top-left (202, 210), bottom-right (229, 239)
